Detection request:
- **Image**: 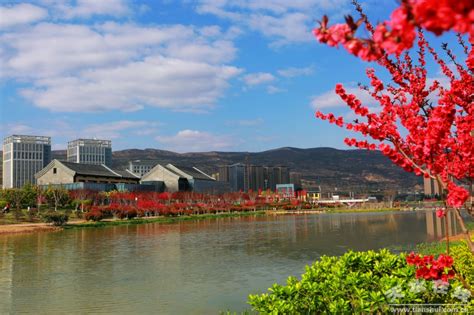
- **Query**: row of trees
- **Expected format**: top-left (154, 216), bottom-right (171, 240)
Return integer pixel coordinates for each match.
top-left (0, 186), bottom-right (318, 220)
top-left (0, 184), bottom-right (70, 212)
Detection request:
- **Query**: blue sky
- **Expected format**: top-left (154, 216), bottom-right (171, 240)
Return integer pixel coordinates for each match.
top-left (0, 0), bottom-right (461, 152)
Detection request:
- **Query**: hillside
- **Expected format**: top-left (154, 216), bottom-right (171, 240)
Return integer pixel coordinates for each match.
top-left (1, 147), bottom-right (422, 192)
top-left (110, 147), bottom-right (421, 192)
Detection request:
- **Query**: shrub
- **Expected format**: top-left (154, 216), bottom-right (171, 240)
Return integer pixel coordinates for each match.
top-left (248, 250), bottom-right (473, 313)
top-left (42, 212), bottom-right (69, 226)
top-left (84, 210), bottom-right (105, 222)
top-left (450, 243), bottom-right (474, 286)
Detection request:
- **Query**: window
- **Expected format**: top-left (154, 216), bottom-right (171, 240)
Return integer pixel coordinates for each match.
top-left (53, 168), bottom-right (57, 174)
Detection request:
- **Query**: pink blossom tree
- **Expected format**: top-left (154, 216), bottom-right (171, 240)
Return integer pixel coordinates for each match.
top-left (313, 0), bottom-right (473, 252)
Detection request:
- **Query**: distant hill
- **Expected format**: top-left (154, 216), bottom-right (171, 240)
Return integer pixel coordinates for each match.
top-left (1, 147), bottom-right (422, 192)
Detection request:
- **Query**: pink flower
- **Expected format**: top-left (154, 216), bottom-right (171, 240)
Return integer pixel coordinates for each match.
top-left (436, 208), bottom-right (446, 218)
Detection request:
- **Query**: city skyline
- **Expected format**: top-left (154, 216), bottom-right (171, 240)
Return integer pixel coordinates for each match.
top-left (0, 1), bottom-right (461, 152)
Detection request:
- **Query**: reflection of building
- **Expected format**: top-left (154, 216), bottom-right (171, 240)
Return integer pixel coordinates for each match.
top-left (127, 160), bottom-right (158, 177)
top-left (67, 139), bottom-right (112, 166)
top-left (425, 210), bottom-right (458, 241)
top-left (2, 135), bottom-right (51, 188)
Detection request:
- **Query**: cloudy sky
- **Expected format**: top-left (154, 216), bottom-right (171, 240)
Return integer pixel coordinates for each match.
top-left (0, 0), bottom-right (461, 152)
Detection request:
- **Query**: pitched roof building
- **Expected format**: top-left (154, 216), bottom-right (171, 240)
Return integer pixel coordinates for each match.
top-left (35, 159), bottom-right (140, 186)
top-left (141, 164), bottom-right (229, 193)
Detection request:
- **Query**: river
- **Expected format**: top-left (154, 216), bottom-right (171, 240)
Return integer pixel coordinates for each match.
top-left (0, 210), bottom-right (457, 314)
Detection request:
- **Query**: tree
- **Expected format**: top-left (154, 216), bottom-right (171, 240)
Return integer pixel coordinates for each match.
top-left (313, 1), bottom-right (473, 252)
top-left (1, 188), bottom-right (24, 212)
top-left (22, 183), bottom-right (38, 208)
top-left (45, 186), bottom-right (70, 211)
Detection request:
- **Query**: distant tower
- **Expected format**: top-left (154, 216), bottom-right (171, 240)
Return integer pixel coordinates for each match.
top-left (2, 135), bottom-right (51, 188)
top-left (67, 139), bottom-right (112, 166)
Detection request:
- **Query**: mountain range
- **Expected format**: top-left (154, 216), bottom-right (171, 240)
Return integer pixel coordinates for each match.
top-left (49, 147), bottom-right (422, 192)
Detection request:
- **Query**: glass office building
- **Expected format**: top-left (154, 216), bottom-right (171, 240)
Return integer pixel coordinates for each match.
top-left (2, 135), bottom-right (51, 188)
top-left (67, 139), bottom-right (112, 166)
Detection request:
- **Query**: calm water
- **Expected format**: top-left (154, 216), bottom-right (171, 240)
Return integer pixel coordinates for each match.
top-left (0, 211), bottom-right (456, 314)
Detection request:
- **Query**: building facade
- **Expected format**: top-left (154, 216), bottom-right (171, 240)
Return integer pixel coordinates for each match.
top-left (127, 160), bottom-right (158, 177)
top-left (2, 135), bottom-right (51, 188)
top-left (217, 165), bottom-right (229, 182)
top-left (222, 163), bottom-right (290, 192)
top-left (423, 177), bottom-right (441, 197)
top-left (142, 164), bottom-right (228, 193)
top-left (228, 163), bottom-right (246, 191)
top-left (67, 139), bottom-right (112, 166)
top-left (263, 166), bottom-right (289, 191)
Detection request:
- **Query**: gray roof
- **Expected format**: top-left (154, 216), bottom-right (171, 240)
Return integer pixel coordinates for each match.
top-left (59, 161), bottom-right (138, 179)
top-left (172, 165), bottom-right (214, 180)
top-left (114, 169), bottom-right (140, 179)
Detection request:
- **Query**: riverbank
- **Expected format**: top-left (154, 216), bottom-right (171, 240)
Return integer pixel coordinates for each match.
top-left (0, 223), bottom-right (61, 235)
top-left (0, 207), bottom-right (443, 235)
top-left (64, 211), bottom-right (267, 229)
top-left (0, 211), bottom-right (268, 235)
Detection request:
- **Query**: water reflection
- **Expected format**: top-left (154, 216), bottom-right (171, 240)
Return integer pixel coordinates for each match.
top-left (0, 211), bottom-right (456, 314)
top-left (425, 210), bottom-right (458, 241)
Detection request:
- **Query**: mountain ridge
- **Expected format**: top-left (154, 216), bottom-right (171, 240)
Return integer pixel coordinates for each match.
top-left (0, 147), bottom-right (422, 191)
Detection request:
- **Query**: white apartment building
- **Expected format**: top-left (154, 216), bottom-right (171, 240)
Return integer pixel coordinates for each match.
top-left (2, 135), bottom-right (51, 188)
top-left (67, 139), bottom-right (112, 167)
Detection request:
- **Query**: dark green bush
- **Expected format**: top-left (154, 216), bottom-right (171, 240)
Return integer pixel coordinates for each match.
top-left (42, 212), bottom-right (69, 226)
top-left (248, 250), bottom-right (473, 313)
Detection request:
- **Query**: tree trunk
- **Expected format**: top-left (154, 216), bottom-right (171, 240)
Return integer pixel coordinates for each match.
top-left (453, 208), bottom-right (474, 253)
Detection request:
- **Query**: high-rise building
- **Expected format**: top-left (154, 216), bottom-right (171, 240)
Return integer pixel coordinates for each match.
top-left (264, 166), bottom-right (289, 190)
top-left (67, 139), bottom-right (112, 166)
top-left (218, 165), bottom-right (230, 182)
top-left (228, 163), bottom-right (245, 191)
top-left (290, 172), bottom-right (302, 189)
top-left (246, 165), bottom-right (265, 191)
top-left (2, 135), bottom-right (51, 188)
top-left (221, 163), bottom-right (290, 191)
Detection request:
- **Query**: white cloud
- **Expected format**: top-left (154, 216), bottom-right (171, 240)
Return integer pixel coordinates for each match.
top-left (1, 123), bottom-right (35, 135)
top-left (84, 120), bottom-right (158, 139)
top-left (0, 119), bottom-right (160, 148)
top-left (157, 129), bottom-right (238, 152)
top-left (1, 22), bottom-right (241, 112)
top-left (20, 56), bottom-right (240, 112)
top-left (248, 12), bottom-right (312, 46)
top-left (0, 3), bottom-right (48, 29)
top-left (278, 65), bottom-right (314, 78)
top-left (195, 0), bottom-right (348, 46)
top-left (243, 72), bottom-right (275, 86)
top-left (41, 0), bottom-right (129, 19)
top-left (267, 85), bottom-right (285, 94)
top-left (311, 86), bottom-right (376, 110)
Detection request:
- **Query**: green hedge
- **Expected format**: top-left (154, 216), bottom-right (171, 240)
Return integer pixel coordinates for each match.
top-left (248, 249), bottom-right (473, 313)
